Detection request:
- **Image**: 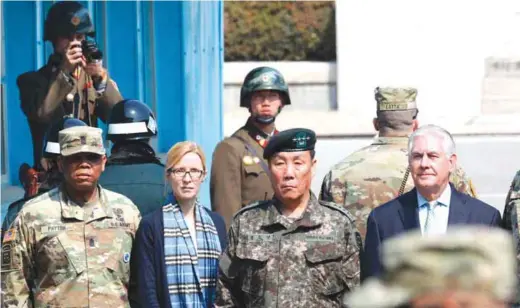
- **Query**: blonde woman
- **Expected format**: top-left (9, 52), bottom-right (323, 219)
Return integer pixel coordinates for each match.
top-left (133, 141), bottom-right (227, 307)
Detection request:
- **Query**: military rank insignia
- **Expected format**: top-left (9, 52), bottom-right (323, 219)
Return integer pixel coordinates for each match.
top-left (243, 155), bottom-right (261, 165)
top-left (293, 132), bottom-right (310, 149)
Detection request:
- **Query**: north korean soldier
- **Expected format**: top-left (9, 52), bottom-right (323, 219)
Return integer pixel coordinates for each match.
top-left (1, 126), bottom-right (141, 307)
top-left (17, 1), bottom-right (121, 176)
top-left (345, 226), bottom-right (517, 308)
top-left (319, 87), bottom-right (477, 239)
top-left (99, 99), bottom-right (166, 216)
top-left (210, 66), bottom-right (291, 228)
top-left (215, 128), bottom-right (361, 308)
top-left (1, 116), bottom-right (87, 240)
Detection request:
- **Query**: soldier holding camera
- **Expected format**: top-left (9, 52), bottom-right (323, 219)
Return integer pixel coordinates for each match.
top-left (17, 1), bottom-right (121, 184)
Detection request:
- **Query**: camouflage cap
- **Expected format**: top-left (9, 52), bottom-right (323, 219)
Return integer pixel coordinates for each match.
top-left (59, 126), bottom-right (106, 157)
top-left (345, 226), bottom-right (516, 308)
top-left (375, 87), bottom-right (418, 112)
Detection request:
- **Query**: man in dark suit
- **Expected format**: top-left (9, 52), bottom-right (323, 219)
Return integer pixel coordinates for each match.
top-left (362, 124), bottom-right (501, 280)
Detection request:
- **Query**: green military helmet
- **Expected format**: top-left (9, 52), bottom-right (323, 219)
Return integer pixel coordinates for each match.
top-left (240, 66), bottom-right (291, 108)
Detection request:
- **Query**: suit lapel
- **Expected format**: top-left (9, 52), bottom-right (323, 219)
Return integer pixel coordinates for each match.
top-left (448, 185), bottom-right (469, 225)
top-left (397, 188), bottom-right (420, 230)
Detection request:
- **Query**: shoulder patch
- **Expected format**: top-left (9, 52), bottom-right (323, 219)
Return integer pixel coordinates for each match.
top-left (233, 200), bottom-right (270, 219)
top-left (319, 200), bottom-right (356, 222)
top-left (3, 228), bottom-right (16, 243)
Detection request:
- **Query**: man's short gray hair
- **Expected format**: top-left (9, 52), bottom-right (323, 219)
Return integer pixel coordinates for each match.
top-left (408, 124), bottom-right (456, 157)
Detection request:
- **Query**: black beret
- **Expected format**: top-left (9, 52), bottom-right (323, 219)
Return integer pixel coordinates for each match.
top-left (263, 128), bottom-right (316, 159)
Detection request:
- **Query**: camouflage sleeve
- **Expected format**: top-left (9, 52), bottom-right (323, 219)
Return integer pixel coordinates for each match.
top-left (215, 223), bottom-right (242, 308)
top-left (450, 166), bottom-right (477, 198)
top-left (319, 171), bottom-right (334, 202)
top-left (132, 209), bottom-right (142, 238)
top-left (1, 213), bottom-right (34, 307)
top-left (2, 199), bottom-right (26, 241)
top-left (505, 194), bottom-right (520, 306)
top-left (502, 171), bottom-right (520, 231)
top-left (503, 201), bottom-right (514, 231)
top-left (127, 207), bottom-right (143, 305)
top-left (342, 220), bottom-right (361, 292)
top-left (210, 142), bottom-right (242, 229)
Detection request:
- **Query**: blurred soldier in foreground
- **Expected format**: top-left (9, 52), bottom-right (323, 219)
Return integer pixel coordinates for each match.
top-left (345, 226), bottom-right (517, 308)
top-left (2, 117), bottom-right (87, 239)
top-left (1, 126), bottom-right (141, 307)
top-left (18, 1), bottom-right (121, 190)
top-left (99, 99), bottom-right (165, 215)
top-left (210, 66), bottom-right (291, 228)
top-left (320, 87), bottom-right (476, 239)
top-left (215, 128), bottom-right (361, 307)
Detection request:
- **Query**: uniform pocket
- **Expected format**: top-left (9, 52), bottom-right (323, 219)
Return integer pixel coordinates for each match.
top-left (99, 227), bottom-right (133, 285)
top-left (304, 243), bottom-right (346, 297)
top-left (37, 232), bottom-right (86, 287)
top-left (244, 163), bottom-right (265, 177)
top-left (105, 249), bottom-right (131, 284)
top-left (236, 246), bottom-right (269, 306)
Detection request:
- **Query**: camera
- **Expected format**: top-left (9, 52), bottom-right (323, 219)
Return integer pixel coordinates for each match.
top-left (81, 38), bottom-right (103, 63)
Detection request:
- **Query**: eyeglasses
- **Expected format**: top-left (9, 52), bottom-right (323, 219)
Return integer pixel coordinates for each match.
top-left (167, 168), bottom-right (205, 180)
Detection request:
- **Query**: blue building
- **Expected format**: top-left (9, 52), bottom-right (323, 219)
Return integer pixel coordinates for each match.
top-left (0, 0), bottom-right (224, 209)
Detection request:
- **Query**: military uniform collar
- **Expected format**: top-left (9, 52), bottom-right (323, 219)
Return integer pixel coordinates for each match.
top-left (372, 136), bottom-right (408, 145)
top-left (59, 184), bottom-right (114, 221)
top-left (262, 192), bottom-right (323, 229)
top-left (244, 117), bottom-right (278, 148)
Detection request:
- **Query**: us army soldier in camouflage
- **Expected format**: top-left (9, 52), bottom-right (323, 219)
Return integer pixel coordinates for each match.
top-left (502, 170), bottom-right (520, 306)
top-left (502, 170), bottom-right (520, 232)
top-left (1, 126), bottom-right (141, 307)
top-left (320, 87), bottom-right (477, 239)
top-left (345, 226), bottom-right (516, 308)
top-left (215, 128), bottom-right (361, 308)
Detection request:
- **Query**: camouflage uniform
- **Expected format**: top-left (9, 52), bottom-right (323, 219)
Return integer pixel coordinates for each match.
top-left (1, 187), bottom-right (141, 307)
top-left (502, 170), bottom-right (520, 305)
top-left (320, 88), bottom-right (476, 240)
top-left (1, 126), bottom-right (141, 307)
top-left (502, 170), bottom-right (520, 232)
top-left (344, 226), bottom-right (517, 308)
top-left (215, 193), bottom-right (361, 308)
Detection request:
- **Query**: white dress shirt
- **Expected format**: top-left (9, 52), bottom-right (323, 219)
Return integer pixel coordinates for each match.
top-left (417, 185), bottom-right (451, 235)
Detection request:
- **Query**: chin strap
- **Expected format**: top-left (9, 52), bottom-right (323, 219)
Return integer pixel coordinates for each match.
top-left (253, 115), bottom-right (276, 125)
top-left (252, 106), bottom-right (283, 125)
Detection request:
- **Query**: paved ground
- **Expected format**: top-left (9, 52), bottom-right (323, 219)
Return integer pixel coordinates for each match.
top-left (312, 134), bottom-right (520, 214)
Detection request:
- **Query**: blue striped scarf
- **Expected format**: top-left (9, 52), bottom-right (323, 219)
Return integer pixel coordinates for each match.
top-left (163, 201), bottom-right (221, 308)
